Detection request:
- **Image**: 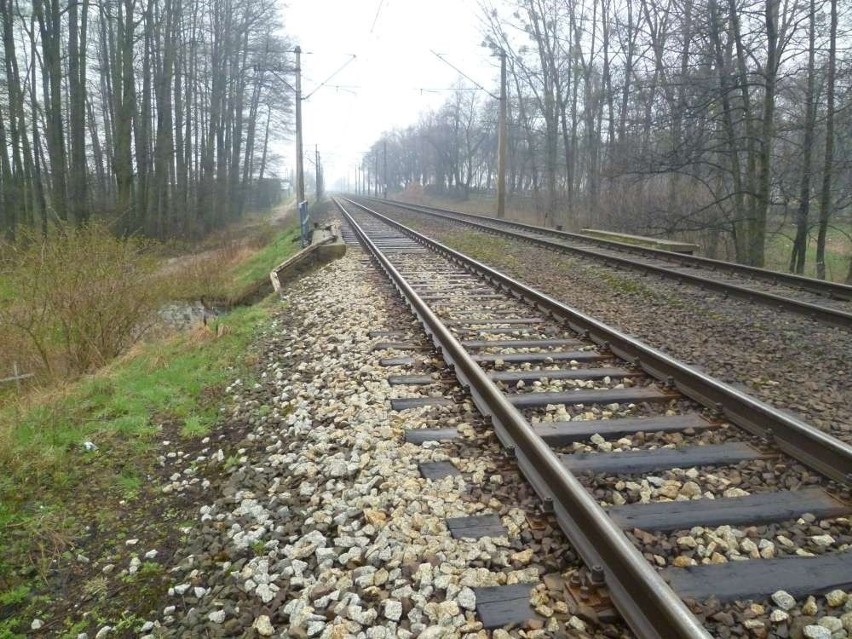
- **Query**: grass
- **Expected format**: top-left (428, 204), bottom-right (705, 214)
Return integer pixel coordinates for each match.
top-left (765, 223), bottom-right (851, 283)
top-left (0, 207), bottom-right (302, 635)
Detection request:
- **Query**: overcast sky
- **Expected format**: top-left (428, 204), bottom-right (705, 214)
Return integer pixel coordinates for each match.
top-left (279, 0), bottom-right (500, 190)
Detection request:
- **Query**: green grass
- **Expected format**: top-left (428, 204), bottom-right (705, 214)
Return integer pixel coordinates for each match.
top-left (231, 224), bottom-right (301, 290)
top-left (0, 211), bottom-right (302, 633)
top-left (765, 223), bottom-right (851, 282)
top-left (0, 300), bottom-right (275, 523)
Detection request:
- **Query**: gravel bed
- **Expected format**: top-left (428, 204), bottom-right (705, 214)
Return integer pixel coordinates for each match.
top-left (122, 251), bottom-right (631, 639)
top-left (372, 206), bottom-right (852, 444)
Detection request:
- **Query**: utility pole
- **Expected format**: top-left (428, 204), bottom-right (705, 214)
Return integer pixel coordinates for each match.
top-left (295, 46), bottom-right (305, 205)
top-left (374, 151), bottom-right (379, 198)
top-left (497, 49), bottom-right (507, 219)
top-left (315, 145), bottom-right (322, 200)
top-left (383, 140), bottom-right (388, 199)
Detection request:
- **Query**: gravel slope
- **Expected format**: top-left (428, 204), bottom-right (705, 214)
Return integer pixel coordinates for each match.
top-left (127, 251), bottom-right (628, 639)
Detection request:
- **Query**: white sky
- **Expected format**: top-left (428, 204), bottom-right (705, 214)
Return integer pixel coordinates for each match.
top-left (278, 0), bottom-right (500, 190)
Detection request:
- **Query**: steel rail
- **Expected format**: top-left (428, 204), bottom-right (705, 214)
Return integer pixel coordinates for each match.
top-left (334, 197), bottom-right (714, 639)
top-left (369, 197), bottom-right (852, 302)
top-left (362, 197), bottom-right (852, 328)
top-left (343, 196), bottom-right (852, 485)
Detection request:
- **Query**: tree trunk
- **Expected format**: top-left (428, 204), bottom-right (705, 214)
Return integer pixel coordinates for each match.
top-left (815, 0), bottom-right (837, 280)
top-left (790, 0), bottom-right (816, 275)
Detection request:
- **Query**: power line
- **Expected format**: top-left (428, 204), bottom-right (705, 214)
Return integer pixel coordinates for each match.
top-left (369, 0), bottom-right (386, 34)
top-left (303, 54), bottom-right (357, 100)
top-left (430, 50), bottom-right (498, 99)
top-left (318, 83), bottom-right (487, 93)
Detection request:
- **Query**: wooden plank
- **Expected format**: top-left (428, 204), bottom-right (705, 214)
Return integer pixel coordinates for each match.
top-left (388, 375), bottom-right (434, 385)
top-left (419, 461), bottom-right (460, 480)
top-left (468, 328), bottom-right (558, 336)
top-left (404, 428), bottom-right (459, 443)
top-left (489, 367), bottom-right (636, 383)
top-left (444, 308), bottom-right (529, 315)
top-left (379, 357), bottom-right (416, 367)
top-left (474, 584), bottom-right (537, 629)
top-left (663, 552), bottom-right (852, 601)
top-left (609, 488), bottom-right (849, 531)
top-left (391, 397), bottom-right (454, 411)
top-left (446, 514), bottom-right (507, 539)
top-left (472, 351), bottom-right (605, 364)
top-left (372, 342), bottom-right (425, 351)
top-left (461, 338), bottom-right (582, 349)
top-left (444, 318), bottom-right (546, 326)
top-left (368, 330), bottom-right (409, 338)
top-left (421, 293), bottom-right (505, 301)
top-left (561, 443), bottom-right (765, 475)
top-left (534, 414), bottom-right (714, 445)
top-left (508, 386), bottom-right (673, 408)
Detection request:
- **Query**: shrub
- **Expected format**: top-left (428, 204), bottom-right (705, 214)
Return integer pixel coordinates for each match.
top-left (0, 222), bottom-right (163, 376)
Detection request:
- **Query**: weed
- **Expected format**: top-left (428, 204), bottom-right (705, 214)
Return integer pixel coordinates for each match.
top-left (0, 221), bottom-right (163, 377)
top-left (597, 271), bottom-right (656, 297)
top-left (139, 561), bottom-right (163, 576)
top-left (116, 470), bottom-right (142, 499)
top-left (223, 454), bottom-right (242, 471)
top-left (0, 618), bottom-right (24, 639)
top-left (181, 415), bottom-right (209, 438)
top-left (82, 575), bottom-right (109, 599)
top-left (0, 584), bottom-right (30, 606)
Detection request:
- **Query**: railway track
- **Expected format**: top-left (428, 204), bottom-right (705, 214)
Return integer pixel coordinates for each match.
top-left (333, 196), bottom-right (852, 639)
top-left (357, 197), bottom-right (852, 329)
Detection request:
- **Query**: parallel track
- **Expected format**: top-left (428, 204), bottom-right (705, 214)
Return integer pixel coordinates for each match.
top-left (359, 197), bottom-right (852, 328)
top-left (334, 196), bottom-right (852, 639)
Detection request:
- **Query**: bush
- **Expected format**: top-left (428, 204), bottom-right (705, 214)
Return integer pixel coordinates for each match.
top-left (0, 222), bottom-right (162, 376)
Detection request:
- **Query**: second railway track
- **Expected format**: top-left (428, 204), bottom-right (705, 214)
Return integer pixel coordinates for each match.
top-left (333, 196), bottom-right (852, 639)
top-left (358, 197), bottom-right (852, 329)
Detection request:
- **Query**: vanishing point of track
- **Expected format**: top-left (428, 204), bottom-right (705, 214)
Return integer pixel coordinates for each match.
top-left (333, 196), bottom-right (852, 639)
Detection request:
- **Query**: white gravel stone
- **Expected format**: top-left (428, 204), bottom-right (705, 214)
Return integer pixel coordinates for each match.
top-left (382, 599), bottom-right (402, 621)
top-left (803, 625), bottom-right (831, 639)
top-left (818, 616), bottom-right (843, 632)
top-left (208, 610), bottom-right (226, 624)
top-left (827, 590), bottom-right (849, 607)
top-left (772, 590), bottom-right (797, 611)
top-left (456, 587), bottom-right (476, 610)
top-left (803, 595), bottom-right (819, 616)
top-left (31, 619), bottom-right (43, 630)
top-left (568, 616), bottom-right (587, 631)
top-left (769, 609), bottom-right (789, 623)
top-left (252, 615), bottom-right (275, 636)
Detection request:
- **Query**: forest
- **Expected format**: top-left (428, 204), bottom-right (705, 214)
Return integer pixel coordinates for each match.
top-left (364, 0), bottom-right (851, 276)
top-left (0, 0), bottom-right (293, 240)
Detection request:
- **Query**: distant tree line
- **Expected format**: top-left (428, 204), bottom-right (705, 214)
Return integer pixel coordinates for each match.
top-left (0, 0), bottom-right (293, 240)
top-left (366, 0), bottom-right (851, 276)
